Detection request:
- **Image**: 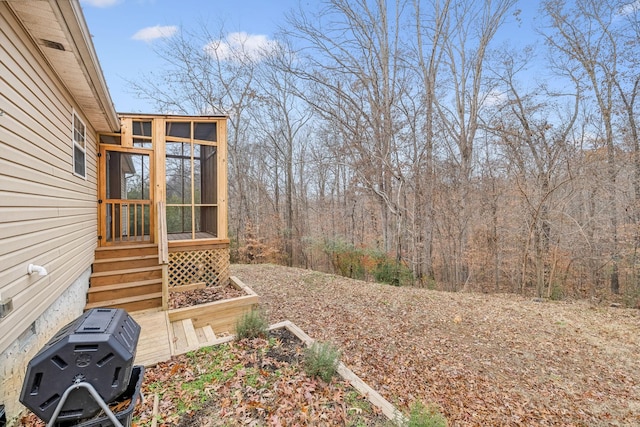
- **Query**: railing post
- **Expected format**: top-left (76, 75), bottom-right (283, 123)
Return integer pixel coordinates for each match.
top-left (157, 201), bottom-right (169, 310)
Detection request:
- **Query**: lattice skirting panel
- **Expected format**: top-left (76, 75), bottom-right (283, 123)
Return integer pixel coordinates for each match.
top-left (169, 247), bottom-right (230, 288)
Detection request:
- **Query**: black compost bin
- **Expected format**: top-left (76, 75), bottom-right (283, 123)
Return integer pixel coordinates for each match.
top-left (20, 308), bottom-right (141, 424)
top-left (57, 366), bottom-right (144, 427)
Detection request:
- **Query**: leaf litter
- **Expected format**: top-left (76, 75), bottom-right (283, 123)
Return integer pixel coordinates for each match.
top-left (231, 263), bottom-right (640, 426)
top-left (19, 327), bottom-right (389, 426)
top-left (135, 327), bottom-right (389, 426)
top-left (19, 264), bottom-right (640, 426)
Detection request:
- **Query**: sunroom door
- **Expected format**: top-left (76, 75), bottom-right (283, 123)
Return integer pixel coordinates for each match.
top-left (99, 146), bottom-right (154, 245)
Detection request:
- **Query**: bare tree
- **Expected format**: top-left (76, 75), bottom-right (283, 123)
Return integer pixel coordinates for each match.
top-left (435, 0), bottom-right (517, 289)
top-left (404, 0), bottom-right (451, 284)
top-left (251, 40), bottom-right (312, 266)
top-left (488, 47), bottom-right (580, 297)
top-left (613, 5), bottom-right (640, 286)
top-left (284, 0), bottom-right (408, 258)
top-left (543, 0), bottom-right (626, 293)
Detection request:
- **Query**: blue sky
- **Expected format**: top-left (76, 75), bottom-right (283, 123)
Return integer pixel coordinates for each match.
top-left (80, 0), bottom-right (543, 114)
top-left (81, 0), bottom-right (300, 113)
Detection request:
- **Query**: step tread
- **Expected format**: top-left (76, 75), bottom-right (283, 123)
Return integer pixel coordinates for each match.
top-left (85, 292), bottom-right (162, 310)
top-left (96, 244), bottom-right (157, 252)
top-left (182, 319), bottom-right (199, 348)
top-left (87, 279), bottom-right (162, 293)
top-left (94, 245), bottom-right (159, 260)
top-left (93, 254), bottom-right (159, 264)
top-left (202, 325), bottom-right (217, 342)
top-left (91, 265), bottom-right (163, 278)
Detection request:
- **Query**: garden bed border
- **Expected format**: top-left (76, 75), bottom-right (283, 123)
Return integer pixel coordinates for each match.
top-left (167, 276), bottom-right (259, 335)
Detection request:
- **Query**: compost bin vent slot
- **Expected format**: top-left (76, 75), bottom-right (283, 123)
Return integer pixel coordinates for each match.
top-left (111, 367), bottom-right (121, 387)
top-left (29, 373), bottom-right (43, 395)
top-left (39, 394), bottom-right (60, 411)
top-left (97, 352), bottom-right (114, 367)
top-left (51, 355), bottom-right (67, 369)
top-left (75, 344), bottom-right (99, 352)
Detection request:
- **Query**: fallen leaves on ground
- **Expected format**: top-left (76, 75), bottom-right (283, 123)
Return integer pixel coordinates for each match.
top-left (168, 284), bottom-right (245, 309)
top-left (20, 329), bottom-right (389, 426)
top-left (232, 263), bottom-right (640, 426)
top-left (134, 328), bottom-right (388, 426)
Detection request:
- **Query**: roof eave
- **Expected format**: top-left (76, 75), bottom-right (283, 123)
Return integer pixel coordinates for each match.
top-left (61, 0), bottom-right (119, 131)
top-left (7, 0), bottom-right (120, 132)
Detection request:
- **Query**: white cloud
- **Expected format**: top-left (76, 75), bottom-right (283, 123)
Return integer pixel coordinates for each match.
top-left (132, 25), bottom-right (178, 42)
top-left (484, 90), bottom-right (508, 107)
top-left (204, 32), bottom-right (278, 62)
top-left (619, 0), bottom-right (640, 15)
top-left (80, 0), bottom-right (121, 7)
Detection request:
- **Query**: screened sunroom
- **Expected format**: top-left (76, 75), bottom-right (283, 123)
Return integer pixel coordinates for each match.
top-left (89, 114), bottom-right (229, 312)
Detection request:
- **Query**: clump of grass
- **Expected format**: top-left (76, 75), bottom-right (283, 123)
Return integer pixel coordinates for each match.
top-left (304, 341), bottom-right (341, 382)
top-left (235, 309), bottom-right (268, 339)
top-left (404, 401), bottom-right (447, 427)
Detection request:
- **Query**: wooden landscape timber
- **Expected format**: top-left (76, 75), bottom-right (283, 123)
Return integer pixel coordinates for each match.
top-left (131, 276), bottom-right (258, 365)
top-left (167, 276), bottom-right (258, 331)
top-left (272, 320), bottom-right (406, 424)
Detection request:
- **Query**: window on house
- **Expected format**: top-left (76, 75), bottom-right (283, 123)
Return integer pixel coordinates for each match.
top-left (73, 112), bottom-right (86, 178)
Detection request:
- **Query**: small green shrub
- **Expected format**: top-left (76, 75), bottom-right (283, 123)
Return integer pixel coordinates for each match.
top-left (324, 239), bottom-right (367, 280)
top-left (405, 401), bottom-right (447, 427)
top-left (549, 283), bottom-right (564, 301)
top-left (235, 309), bottom-right (268, 339)
top-left (622, 286), bottom-right (640, 308)
top-left (304, 341), bottom-right (341, 382)
top-left (373, 257), bottom-right (414, 286)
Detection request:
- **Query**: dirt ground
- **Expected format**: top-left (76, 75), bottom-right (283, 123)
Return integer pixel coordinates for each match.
top-left (231, 263), bottom-right (640, 426)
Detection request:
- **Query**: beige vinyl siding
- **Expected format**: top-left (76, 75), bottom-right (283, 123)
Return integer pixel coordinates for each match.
top-left (0, 4), bottom-right (99, 352)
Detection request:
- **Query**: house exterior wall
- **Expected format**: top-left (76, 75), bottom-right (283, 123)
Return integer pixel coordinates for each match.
top-left (0, 268), bottom-right (90, 425)
top-left (0, 3), bottom-right (99, 422)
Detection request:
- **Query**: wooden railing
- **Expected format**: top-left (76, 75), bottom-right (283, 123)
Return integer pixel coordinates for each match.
top-left (157, 201), bottom-right (169, 264)
top-left (157, 201), bottom-right (169, 310)
top-left (104, 199), bottom-right (151, 243)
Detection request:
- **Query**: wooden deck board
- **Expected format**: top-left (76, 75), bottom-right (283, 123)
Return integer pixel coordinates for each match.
top-left (128, 280), bottom-right (257, 364)
top-left (130, 309), bottom-right (172, 367)
top-left (182, 318), bottom-right (199, 348)
top-left (171, 319), bottom-right (188, 353)
top-left (203, 325), bottom-right (217, 342)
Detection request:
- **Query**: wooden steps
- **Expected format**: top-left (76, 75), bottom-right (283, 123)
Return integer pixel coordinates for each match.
top-left (130, 309), bottom-right (172, 366)
top-left (85, 292), bottom-right (163, 312)
top-left (87, 279), bottom-right (162, 302)
top-left (131, 310), bottom-right (230, 365)
top-left (92, 254), bottom-right (160, 272)
top-left (171, 318), bottom-right (227, 354)
top-left (87, 244), bottom-right (163, 312)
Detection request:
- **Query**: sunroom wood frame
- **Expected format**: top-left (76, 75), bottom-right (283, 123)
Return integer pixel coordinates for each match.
top-left (97, 114), bottom-right (228, 245)
top-left (93, 113), bottom-right (229, 311)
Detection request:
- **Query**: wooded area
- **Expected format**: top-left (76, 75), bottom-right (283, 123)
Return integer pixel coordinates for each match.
top-left (130, 0), bottom-right (640, 302)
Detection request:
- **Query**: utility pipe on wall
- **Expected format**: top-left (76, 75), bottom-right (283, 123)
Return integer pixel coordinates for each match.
top-left (28, 264), bottom-right (48, 276)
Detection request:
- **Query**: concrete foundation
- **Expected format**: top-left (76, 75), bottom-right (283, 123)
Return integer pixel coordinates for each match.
top-left (0, 267), bottom-right (90, 426)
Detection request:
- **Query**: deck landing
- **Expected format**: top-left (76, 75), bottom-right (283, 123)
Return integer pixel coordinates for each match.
top-left (130, 308), bottom-right (236, 366)
top-left (130, 309), bottom-right (172, 366)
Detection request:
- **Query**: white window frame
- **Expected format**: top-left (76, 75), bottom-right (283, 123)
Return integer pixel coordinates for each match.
top-left (72, 110), bottom-right (87, 179)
